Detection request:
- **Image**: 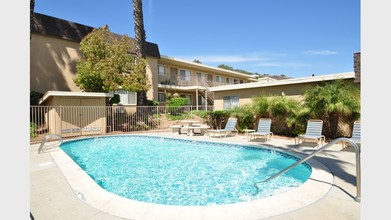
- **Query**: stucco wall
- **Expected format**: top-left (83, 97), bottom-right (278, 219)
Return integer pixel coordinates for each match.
top-left (30, 34), bottom-right (83, 93)
top-left (213, 79), bottom-right (360, 110)
top-left (146, 57), bottom-right (158, 100)
top-left (213, 82), bottom-right (315, 110)
top-left (31, 33), bottom-right (160, 103)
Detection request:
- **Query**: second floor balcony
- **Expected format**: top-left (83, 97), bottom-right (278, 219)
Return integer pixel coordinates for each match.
top-left (158, 75), bottom-right (245, 88)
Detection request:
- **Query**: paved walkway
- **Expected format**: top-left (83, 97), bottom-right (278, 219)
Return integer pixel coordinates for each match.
top-left (30, 132), bottom-right (360, 220)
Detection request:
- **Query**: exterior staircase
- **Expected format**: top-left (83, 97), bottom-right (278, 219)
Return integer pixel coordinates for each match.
top-left (199, 89), bottom-right (214, 106)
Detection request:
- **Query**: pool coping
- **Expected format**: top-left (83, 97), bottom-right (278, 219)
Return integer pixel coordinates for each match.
top-left (49, 134), bottom-right (334, 220)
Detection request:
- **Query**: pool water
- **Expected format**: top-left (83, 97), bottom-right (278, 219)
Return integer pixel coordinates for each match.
top-left (60, 135), bottom-right (311, 206)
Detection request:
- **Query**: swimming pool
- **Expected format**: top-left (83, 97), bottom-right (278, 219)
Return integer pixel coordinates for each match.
top-left (60, 135), bottom-right (312, 206)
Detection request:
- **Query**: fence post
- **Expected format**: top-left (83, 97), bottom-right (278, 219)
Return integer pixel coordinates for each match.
top-left (156, 105), bottom-right (159, 128)
top-left (59, 105), bottom-right (62, 137)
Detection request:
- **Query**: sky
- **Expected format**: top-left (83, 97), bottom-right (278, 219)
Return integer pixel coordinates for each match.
top-left (34, 0), bottom-right (360, 78)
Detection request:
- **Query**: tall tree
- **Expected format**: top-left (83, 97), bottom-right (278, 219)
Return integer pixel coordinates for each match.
top-left (133, 0), bottom-right (148, 106)
top-left (73, 26), bottom-right (150, 93)
top-left (193, 59), bottom-right (202, 64)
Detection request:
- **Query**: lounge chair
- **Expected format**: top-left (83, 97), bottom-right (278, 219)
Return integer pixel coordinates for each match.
top-left (343, 121), bottom-right (361, 149)
top-left (249, 118), bottom-right (273, 142)
top-left (207, 117), bottom-right (238, 138)
top-left (295, 119), bottom-right (325, 147)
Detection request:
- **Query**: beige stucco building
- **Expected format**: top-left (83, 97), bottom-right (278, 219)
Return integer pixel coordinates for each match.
top-left (31, 13), bottom-right (255, 109)
top-left (209, 72), bottom-right (359, 110)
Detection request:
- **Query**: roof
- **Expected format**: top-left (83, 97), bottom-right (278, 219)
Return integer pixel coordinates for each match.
top-left (160, 55), bottom-right (258, 81)
top-left (256, 77), bottom-right (278, 83)
top-left (32, 12), bottom-right (160, 58)
top-left (209, 72), bottom-right (355, 92)
top-left (39, 91), bottom-right (114, 105)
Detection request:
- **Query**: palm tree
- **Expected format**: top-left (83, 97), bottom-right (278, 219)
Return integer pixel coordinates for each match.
top-left (132, 0), bottom-right (148, 106)
top-left (30, 0), bottom-right (35, 40)
top-left (268, 95), bottom-right (302, 136)
top-left (304, 79), bottom-right (360, 139)
top-left (251, 95), bottom-right (270, 120)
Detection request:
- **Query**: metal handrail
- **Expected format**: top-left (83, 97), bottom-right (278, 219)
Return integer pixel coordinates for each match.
top-left (255, 137), bottom-right (361, 202)
top-left (38, 134), bottom-right (63, 153)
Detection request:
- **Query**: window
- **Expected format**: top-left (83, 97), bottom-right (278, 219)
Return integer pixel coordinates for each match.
top-left (197, 72), bottom-right (207, 85)
top-left (223, 96), bottom-right (239, 110)
top-left (158, 92), bottom-right (166, 102)
top-left (197, 72), bottom-right (206, 80)
top-left (207, 74), bottom-right (213, 82)
top-left (180, 69), bottom-right (191, 81)
top-left (226, 77), bottom-right (234, 84)
top-left (158, 65), bottom-right (166, 75)
top-left (115, 89), bottom-right (137, 105)
top-left (215, 75), bottom-right (223, 83)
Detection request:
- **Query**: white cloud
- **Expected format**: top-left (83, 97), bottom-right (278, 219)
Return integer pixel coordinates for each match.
top-left (303, 50), bottom-right (338, 55)
top-left (254, 62), bottom-right (309, 67)
top-left (175, 52), bottom-right (310, 69)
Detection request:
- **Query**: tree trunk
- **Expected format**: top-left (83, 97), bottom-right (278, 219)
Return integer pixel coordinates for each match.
top-left (133, 0), bottom-right (148, 106)
top-left (30, 0), bottom-right (35, 40)
top-left (328, 112), bottom-right (339, 139)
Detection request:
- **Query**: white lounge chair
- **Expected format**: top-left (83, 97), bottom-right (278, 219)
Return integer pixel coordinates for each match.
top-left (249, 118), bottom-right (273, 142)
top-left (343, 121), bottom-right (361, 149)
top-left (295, 119), bottom-right (325, 147)
top-left (207, 118), bottom-right (238, 138)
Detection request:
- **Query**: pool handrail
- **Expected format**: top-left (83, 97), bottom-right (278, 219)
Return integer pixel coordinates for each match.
top-left (255, 137), bottom-right (361, 202)
top-left (38, 134), bottom-right (63, 153)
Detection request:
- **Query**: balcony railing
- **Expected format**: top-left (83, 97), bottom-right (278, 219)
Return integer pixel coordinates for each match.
top-left (158, 75), bottom-right (240, 88)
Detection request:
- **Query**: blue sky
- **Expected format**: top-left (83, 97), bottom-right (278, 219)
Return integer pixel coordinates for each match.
top-left (35, 0), bottom-right (360, 78)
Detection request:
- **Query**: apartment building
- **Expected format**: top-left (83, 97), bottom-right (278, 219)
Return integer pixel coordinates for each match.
top-left (30, 13), bottom-right (256, 108)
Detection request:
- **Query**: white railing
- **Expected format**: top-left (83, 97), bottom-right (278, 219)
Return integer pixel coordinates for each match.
top-left (30, 105), bottom-right (213, 143)
top-left (255, 137), bottom-right (361, 202)
top-left (158, 75), bottom-right (240, 87)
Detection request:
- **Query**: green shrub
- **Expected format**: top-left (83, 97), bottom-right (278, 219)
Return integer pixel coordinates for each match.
top-left (191, 110), bottom-right (209, 119)
top-left (30, 122), bottom-right (37, 138)
top-left (228, 105), bottom-right (254, 132)
top-left (146, 99), bottom-right (159, 106)
top-left (167, 97), bottom-right (188, 115)
top-left (206, 110), bottom-right (231, 129)
top-left (167, 97), bottom-right (188, 107)
top-left (30, 91), bottom-right (44, 105)
top-left (109, 94), bottom-right (120, 105)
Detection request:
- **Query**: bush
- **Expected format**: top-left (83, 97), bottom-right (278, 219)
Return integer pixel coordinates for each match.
top-left (228, 105), bottom-right (254, 132)
top-left (108, 94), bottom-right (120, 105)
top-left (191, 110), bottom-right (209, 119)
top-left (167, 97), bottom-right (188, 115)
top-left (146, 99), bottom-right (159, 106)
top-left (30, 122), bottom-right (37, 138)
top-left (30, 91), bottom-right (44, 105)
top-left (167, 112), bottom-right (191, 121)
top-left (206, 110), bottom-right (231, 129)
top-left (167, 97), bottom-right (188, 107)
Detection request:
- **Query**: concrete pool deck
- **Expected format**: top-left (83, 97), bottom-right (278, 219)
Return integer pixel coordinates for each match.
top-left (30, 132), bottom-right (360, 219)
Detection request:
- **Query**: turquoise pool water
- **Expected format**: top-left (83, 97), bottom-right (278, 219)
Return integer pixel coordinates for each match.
top-left (60, 135), bottom-right (311, 206)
